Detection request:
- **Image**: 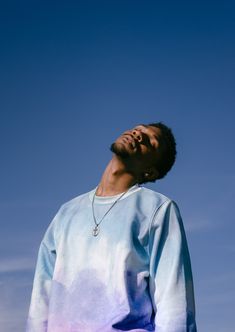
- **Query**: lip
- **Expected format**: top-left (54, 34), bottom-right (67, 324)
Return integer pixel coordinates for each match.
top-left (121, 134), bottom-right (137, 149)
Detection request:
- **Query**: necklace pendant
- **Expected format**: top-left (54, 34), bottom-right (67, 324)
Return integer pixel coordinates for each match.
top-left (92, 225), bottom-right (99, 237)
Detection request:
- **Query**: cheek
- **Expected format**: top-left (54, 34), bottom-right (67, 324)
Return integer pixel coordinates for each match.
top-left (135, 150), bottom-right (153, 167)
top-left (145, 151), bottom-right (159, 166)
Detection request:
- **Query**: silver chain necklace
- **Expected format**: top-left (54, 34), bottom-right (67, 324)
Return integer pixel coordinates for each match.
top-left (91, 187), bottom-right (131, 237)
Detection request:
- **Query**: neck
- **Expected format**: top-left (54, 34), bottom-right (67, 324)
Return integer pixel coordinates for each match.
top-left (95, 155), bottom-right (138, 196)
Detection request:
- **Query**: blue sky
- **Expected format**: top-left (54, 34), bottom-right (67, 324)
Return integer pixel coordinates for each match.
top-left (0, 1), bottom-right (234, 331)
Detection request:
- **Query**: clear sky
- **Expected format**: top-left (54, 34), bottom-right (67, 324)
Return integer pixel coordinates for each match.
top-left (0, 1), bottom-right (234, 331)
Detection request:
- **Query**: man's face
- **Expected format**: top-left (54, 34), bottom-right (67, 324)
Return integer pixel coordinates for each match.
top-left (110, 124), bottom-right (162, 170)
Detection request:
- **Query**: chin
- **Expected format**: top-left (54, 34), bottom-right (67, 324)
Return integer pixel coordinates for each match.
top-left (110, 142), bottom-right (130, 158)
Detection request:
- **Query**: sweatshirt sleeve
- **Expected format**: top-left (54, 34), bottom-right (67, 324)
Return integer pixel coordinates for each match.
top-left (148, 200), bottom-right (197, 332)
top-left (26, 209), bottom-right (60, 332)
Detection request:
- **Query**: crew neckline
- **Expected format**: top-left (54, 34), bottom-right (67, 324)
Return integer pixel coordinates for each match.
top-left (88, 184), bottom-right (141, 204)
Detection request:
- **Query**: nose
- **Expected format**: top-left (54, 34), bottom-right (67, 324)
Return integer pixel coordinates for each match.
top-left (132, 129), bottom-right (143, 142)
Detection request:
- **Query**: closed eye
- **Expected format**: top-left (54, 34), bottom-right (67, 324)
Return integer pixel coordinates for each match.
top-left (135, 127), bottom-right (159, 149)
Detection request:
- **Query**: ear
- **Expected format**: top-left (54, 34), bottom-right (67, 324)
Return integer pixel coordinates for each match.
top-left (144, 168), bottom-right (159, 181)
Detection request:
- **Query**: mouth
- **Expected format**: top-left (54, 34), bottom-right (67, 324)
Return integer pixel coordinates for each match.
top-left (121, 134), bottom-right (137, 150)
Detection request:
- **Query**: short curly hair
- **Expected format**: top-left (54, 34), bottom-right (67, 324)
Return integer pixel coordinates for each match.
top-left (147, 121), bottom-right (177, 181)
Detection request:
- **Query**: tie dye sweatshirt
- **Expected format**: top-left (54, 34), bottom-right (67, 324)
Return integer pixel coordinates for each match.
top-left (26, 185), bottom-right (197, 332)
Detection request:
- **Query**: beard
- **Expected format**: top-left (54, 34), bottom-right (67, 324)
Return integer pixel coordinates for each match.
top-left (110, 142), bottom-right (131, 159)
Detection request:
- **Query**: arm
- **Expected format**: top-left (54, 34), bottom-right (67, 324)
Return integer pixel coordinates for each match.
top-left (149, 200), bottom-right (197, 332)
top-left (26, 212), bottom-right (58, 332)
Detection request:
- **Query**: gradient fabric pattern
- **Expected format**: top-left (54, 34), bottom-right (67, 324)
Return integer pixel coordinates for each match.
top-left (26, 185), bottom-right (197, 332)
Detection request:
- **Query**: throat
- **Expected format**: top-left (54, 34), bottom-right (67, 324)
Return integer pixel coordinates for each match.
top-left (96, 158), bottom-right (138, 197)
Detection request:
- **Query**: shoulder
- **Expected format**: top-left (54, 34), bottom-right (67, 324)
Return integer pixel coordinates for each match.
top-left (50, 189), bottom-right (92, 233)
top-left (59, 190), bottom-right (90, 212)
top-left (138, 186), bottom-right (172, 207)
top-left (130, 186), bottom-right (175, 223)
top-left (137, 187), bottom-right (182, 222)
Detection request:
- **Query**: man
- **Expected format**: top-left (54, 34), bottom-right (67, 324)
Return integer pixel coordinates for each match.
top-left (27, 122), bottom-right (197, 332)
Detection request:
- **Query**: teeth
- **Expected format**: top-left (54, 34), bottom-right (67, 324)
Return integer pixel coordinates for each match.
top-left (131, 141), bottom-right (136, 149)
